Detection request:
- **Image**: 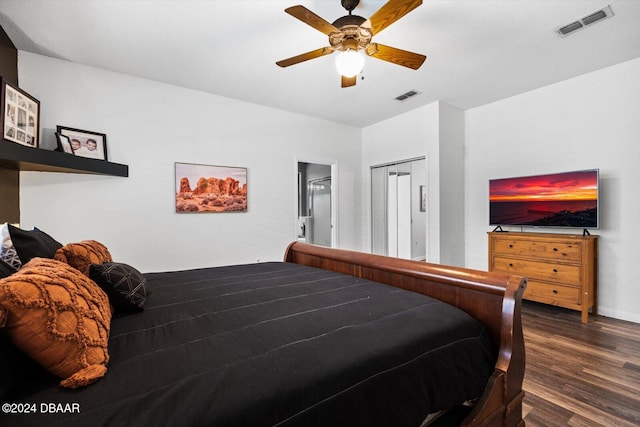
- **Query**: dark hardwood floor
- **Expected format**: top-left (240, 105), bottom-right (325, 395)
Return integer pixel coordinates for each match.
top-left (521, 301), bottom-right (640, 426)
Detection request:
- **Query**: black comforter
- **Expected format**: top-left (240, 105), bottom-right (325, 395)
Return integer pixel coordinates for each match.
top-left (2, 262), bottom-right (495, 427)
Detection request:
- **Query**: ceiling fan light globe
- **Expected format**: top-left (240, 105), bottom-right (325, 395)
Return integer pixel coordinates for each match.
top-left (335, 50), bottom-right (364, 78)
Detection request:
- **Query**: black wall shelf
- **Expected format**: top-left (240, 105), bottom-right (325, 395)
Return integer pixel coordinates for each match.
top-left (0, 140), bottom-right (128, 177)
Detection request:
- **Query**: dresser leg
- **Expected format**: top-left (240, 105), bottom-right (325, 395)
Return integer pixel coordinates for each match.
top-left (581, 291), bottom-right (589, 323)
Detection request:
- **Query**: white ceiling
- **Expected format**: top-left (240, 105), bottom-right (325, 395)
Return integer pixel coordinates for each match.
top-left (1, 0), bottom-right (639, 128)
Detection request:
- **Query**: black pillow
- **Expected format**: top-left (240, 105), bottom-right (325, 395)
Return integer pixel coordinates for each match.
top-left (0, 258), bottom-right (17, 279)
top-left (89, 262), bottom-right (147, 314)
top-left (7, 225), bottom-right (62, 264)
top-left (0, 332), bottom-right (45, 401)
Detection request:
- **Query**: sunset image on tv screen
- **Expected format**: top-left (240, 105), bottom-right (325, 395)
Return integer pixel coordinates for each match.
top-left (489, 170), bottom-right (598, 228)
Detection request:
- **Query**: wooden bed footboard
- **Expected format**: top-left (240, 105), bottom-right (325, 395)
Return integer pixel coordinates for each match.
top-left (284, 242), bottom-right (527, 427)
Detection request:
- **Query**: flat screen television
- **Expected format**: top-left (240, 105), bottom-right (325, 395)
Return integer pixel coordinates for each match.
top-left (489, 169), bottom-right (599, 229)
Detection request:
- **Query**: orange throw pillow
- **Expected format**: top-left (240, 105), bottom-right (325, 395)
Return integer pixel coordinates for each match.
top-left (0, 258), bottom-right (111, 388)
top-left (54, 240), bottom-right (113, 276)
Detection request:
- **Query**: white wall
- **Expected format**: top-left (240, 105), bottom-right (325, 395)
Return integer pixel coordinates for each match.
top-left (437, 103), bottom-right (465, 266)
top-left (465, 57), bottom-right (640, 323)
top-left (17, 52), bottom-right (362, 272)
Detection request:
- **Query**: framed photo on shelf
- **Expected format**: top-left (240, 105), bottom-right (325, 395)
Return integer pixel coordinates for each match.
top-left (56, 125), bottom-right (107, 160)
top-left (1, 78), bottom-right (40, 148)
top-left (55, 133), bottom-right (75, 155)
top-left (175, 162), bottom-right (248, 213)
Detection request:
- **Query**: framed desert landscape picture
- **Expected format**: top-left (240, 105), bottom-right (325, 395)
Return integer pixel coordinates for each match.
top-left (175, 162), bottom-right (247, 213)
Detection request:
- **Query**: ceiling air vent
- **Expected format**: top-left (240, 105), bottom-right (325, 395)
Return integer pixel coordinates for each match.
top-left (556, 5), bottom-right (614, 37)
top-left (395, 90), bottom-right (420, 101)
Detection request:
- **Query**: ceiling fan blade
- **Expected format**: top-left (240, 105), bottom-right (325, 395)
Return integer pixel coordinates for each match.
top-left (367, 0), bottom-right (422, 35)
top-left (285, 5), bottom-right (340, 35)
top-left (341, 75), bottom-right (357, 88)
top-left (276, 47), bottom-right (334, 68)
top-left (366, 43), bottom-right (426, 70)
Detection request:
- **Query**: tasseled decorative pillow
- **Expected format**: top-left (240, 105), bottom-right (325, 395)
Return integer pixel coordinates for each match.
top-left (0, 257), bottom-right (112, 388)
top-left (54, 240), bottom-right (113, 276)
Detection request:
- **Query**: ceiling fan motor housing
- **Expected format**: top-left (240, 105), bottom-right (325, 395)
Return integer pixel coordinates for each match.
top-left (330, 15), bottom-right (372, 51)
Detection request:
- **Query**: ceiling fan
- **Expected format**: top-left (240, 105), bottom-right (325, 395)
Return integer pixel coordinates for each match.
top-left (276, 0), bottom-right (426, 88)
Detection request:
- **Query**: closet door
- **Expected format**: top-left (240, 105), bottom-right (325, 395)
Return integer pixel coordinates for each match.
top-left (393, 162), bottom-right (412, 259)
top-left (371, 158), bottom-right (426, 260)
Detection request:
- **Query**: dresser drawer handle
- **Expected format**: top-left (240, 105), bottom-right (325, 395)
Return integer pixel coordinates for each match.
top-left (553, 289), bottom-right (558, 294)
top-left (553, 268), bottom-right (558, 273)
top-left (553, 247), bottom-right (558, 252)
top-left (509, 263), bottom-right (513, 267)
top-left (509, 244), bottom-right (513, 248)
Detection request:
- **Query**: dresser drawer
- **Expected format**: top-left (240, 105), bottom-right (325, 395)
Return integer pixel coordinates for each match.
top-left (491, 256), bottom-right (581, 286)
top-left (524, 280), bottom-right (581, 306)
top-left (491, 238), bottom-right (582, 262)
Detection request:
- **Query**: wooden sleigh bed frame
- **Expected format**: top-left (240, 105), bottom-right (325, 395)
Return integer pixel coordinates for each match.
top-left (1, 238), bottom-right (526, 427)
top-left (284, 242), bottom-right (527, 427)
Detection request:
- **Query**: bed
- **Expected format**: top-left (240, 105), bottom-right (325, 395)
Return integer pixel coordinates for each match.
top-left (0, 240), bottom-right (526, 427)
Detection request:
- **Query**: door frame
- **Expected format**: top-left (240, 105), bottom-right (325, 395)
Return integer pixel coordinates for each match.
top-left (294, 158), bottom-right (338, 248)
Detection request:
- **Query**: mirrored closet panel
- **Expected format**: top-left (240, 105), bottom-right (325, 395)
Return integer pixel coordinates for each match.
top-left (371, 158), bottom-right (426, 260)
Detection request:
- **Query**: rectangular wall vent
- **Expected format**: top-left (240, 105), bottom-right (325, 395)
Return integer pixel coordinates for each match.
top-left (395, 90), bottom-right (420, 101)
top-left (556, 5), bottom-right (614, 37)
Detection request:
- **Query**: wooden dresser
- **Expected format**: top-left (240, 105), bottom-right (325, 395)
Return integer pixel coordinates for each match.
top-left (488, 231), bottom-right (597, 323)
